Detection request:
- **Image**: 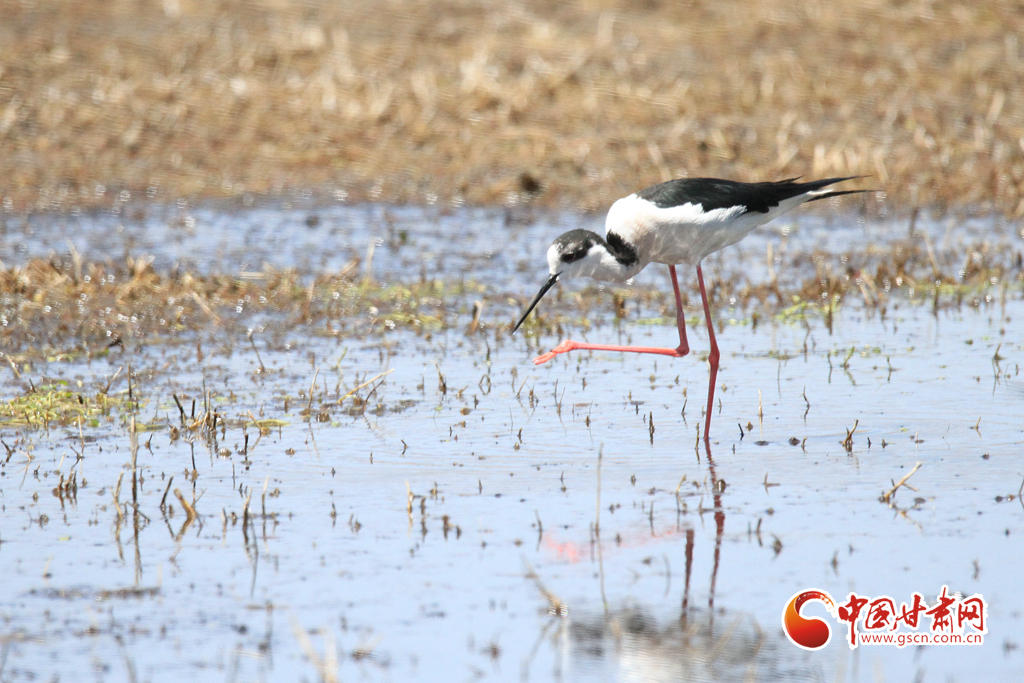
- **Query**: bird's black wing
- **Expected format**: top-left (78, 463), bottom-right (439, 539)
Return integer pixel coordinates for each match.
top-left (636, 176), bottom-right (861, 214)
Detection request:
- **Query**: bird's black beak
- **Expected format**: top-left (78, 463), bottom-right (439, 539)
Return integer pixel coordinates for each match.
top-left (512, 273), bottom-right (559, 333)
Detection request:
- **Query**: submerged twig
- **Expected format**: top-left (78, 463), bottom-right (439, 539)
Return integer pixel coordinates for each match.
top-left (523, 559), bottom-right (568, 617)
top-left (174, 489), bottom-right (198, 523)
top-left (335, 369), bottom-right (394, 405)
top-left (248, 331), bottom-right (266, 374)
top-left (306, 366), bottom-right (320, 417)
top-left (842, 419), bottom-right (859, 452)
top-left (880, 461), bottom-right (923, 505)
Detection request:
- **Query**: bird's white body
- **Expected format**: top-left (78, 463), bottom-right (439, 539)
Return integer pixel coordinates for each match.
top-left (604, 192), bottom-right (814, 269)
top-left (545, 190), bottom-right (836, 284)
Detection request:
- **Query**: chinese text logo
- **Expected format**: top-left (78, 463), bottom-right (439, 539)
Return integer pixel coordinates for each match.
top-left (782, 586), bottom-right (986, 650)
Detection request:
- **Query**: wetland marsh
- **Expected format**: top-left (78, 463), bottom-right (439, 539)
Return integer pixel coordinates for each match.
top-left (2, 0), bottom-right (1024, 680)
top-left (0, 201), bottom-right (1021, 682)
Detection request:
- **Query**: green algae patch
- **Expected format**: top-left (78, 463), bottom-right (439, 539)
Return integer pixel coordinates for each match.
top-left (0, 382), bottom-right (134, 429)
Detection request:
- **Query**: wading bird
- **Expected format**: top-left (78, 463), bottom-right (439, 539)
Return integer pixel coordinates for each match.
top-left (512, 176), bottom-right (866, 441)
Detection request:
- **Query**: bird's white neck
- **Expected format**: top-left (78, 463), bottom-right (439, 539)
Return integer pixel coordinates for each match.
top-left (548, 239), bottom-right (646, 284)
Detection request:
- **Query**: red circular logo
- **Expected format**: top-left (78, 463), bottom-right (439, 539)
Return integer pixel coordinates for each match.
top-left (782, 590), bottom-right (837, 650)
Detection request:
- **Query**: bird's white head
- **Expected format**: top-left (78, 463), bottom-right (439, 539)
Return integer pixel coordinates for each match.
top-left (512, 229), bottom-right (643, 333)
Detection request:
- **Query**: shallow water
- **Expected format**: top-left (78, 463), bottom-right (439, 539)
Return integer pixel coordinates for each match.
top-left (4, 199), bottom-right (1019, 291)
top-left (0, 205), bottom-right (1022, 682)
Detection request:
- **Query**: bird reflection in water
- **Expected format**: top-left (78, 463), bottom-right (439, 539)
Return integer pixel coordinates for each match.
top-left (526, 443), bottom-right (828, 682)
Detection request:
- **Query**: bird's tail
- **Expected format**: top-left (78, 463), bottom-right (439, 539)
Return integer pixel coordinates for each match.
top-left (806, 188), bottom-right (871, 202)
top-left (801, 176), bottom-right (872, 203)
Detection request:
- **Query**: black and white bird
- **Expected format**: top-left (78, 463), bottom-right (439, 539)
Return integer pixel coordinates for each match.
top-left (512, 176), bottom-right (866, 441)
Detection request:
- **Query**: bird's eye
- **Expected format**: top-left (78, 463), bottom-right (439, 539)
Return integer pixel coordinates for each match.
top-left (560, 247), bottom-right (586, 263)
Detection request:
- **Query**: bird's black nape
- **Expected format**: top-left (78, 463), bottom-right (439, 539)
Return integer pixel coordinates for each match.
top-left (512, 273), bottom-right (559, 333)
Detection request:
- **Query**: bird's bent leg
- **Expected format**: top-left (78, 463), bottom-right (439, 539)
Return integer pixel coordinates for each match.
top-left (532, 266), bottom-right (694, 365)
top-left (668, 265), bottom-right (689, 355)
top-left (533, 339), bottom-right (689, 365)
top-left (696, 264), bottom-right (720, 440)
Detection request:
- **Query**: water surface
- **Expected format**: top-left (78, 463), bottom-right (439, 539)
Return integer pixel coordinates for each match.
top-left (0, 204), bottom-right (1021, 682)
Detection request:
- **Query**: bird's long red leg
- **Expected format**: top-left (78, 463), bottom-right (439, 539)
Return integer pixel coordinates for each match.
top-left (533, 265), bottom-right (690, 365)
top-left (696, 264), bottom-right (719, 441)
top-left (668, 264), bottom-right (689, 356)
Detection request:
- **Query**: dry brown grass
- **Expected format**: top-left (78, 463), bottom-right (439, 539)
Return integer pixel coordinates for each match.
top-left (1, 0), bottom-right (1023, 214)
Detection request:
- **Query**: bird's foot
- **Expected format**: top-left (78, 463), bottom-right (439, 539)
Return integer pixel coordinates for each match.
top-left (533, 339), bottom-right (579, 365)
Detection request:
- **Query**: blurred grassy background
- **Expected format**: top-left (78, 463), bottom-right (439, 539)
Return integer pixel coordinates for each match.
top-left (1, 0), bottom-right (1022, 214)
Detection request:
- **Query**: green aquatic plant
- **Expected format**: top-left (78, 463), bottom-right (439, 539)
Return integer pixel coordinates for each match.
top-left (0, 381), bottom-right (134, 428)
